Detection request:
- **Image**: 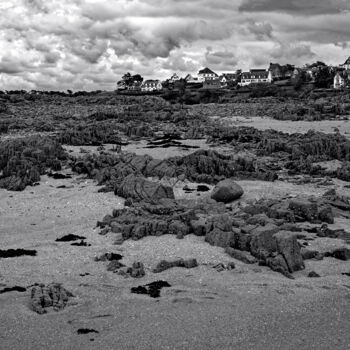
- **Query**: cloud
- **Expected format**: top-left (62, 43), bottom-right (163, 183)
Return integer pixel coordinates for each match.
top-left (204, 48), bottom-right (239, 70)
top-left (245, 20), bottom-right (273, 40)
top-left (239, 0), bottom-right (350, 16)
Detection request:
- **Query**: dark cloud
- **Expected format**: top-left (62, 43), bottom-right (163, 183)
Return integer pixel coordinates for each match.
top-left (245, 20), bottom-right (273, 40)
top-left (205, 48), bottom-right (239, 70)
top-left (44, 51), bottom-right (61, 64)
top-left (239, 0), bottom-right (350, 16)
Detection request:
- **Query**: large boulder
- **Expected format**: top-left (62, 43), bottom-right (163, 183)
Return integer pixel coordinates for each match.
top-left (250, 224), bottom-right (279, 260)
top-left (205, 229), bottom-right (235, 248)
top-left (273, 231), bottom-right (305, 273)
top-left (115, 175), bottom-right (175, 203)
top-left (211, 179), bottom-right (244, 203)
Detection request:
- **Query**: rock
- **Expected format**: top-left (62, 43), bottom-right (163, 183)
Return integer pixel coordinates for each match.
top-left (225, 247), bottom-right (257, 264)
top-left (232, 228), bottom-right (251, 251)
top-left (131, 280), bottom-right (171, 298)
top-left (0, 136), bottom-right (66, 191)
top-left (95, 253), bottom-right (123, 262)
top-left (301, 248), bottom-right (319, 260)
top-left (246, 214), bottom-right (270, 226)
top-left (98, 227), bottom-right (109, 236)
top-left (115, 175), bottom-right (175, 203)
top-left (30, 283), bottom-right (74, 314)
top-left (274, 231), bottom-right (305, 273)
top-left (211, 179), bottom-right (244, 203)
top-left (289, 200), bottom-right (319, 222)
top-left (106, 260), bottom-right (125, 272)
top-left (308, 271), bottom-right (320, 278)
top-left (318, 205), bottom-right (334, 224)
top-left (250, 224), bottom-right (279, 260)
top-left (213, 262), bottom-right (235, 272)
top-left (113, 233), bottom-right (124, 245)
top-left (210, 213), bottom-right (233, 232)
top-left (266, 255), bottom-right (294, 279)
top-left (129, 262), bottom-right (146, 278)
top-left (169, 220), bottom-right (190, 239)
top-left (107, 261), bottom-right (145, 278)
top-left (153, 258), bottom-right (198, 273)
top-left (326, 247), bottom-right (350, 261)
top-left (205, 229), bottom-right (235, 248)
top-left (102, 214), bottom-right (113, 225)
top-left (190, 218), bottom-right (212, 236)
top-left (71, 240), bottom-right (91, 247)
top-left (183, 258), bottom-right (198, 268)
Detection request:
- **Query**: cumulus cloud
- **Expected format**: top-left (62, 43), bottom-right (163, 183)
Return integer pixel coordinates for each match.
top-left (0, 0), bottom-right (348, 90)
top-left (239, 0), bottom-right (350, 16)
top-left (204, 48), bottom-right (239, 70)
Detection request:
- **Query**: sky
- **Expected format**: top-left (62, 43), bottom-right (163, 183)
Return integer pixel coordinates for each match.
top-left (0, 0), bottom-right (349, 91)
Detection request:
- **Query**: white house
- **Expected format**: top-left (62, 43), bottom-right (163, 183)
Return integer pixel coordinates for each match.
top-left (198, 67), bottom-right (218, 81)
top-left (334, 70), bottom-right (349, 89)
top-left (341, 57), bottom-right (350, 70)
top-left (184, 74), bottom-right (204, 83)
top-left (141, 80), bottom-right (162, 92)
top-left (239, 69), bottom-right (272, 86)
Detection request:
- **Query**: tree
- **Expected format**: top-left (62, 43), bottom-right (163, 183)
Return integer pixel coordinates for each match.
top-left (292, 70), bottom-right (307, 90)
top-left (314, 67), bottom-right (333, 88)
top-left (308, 61), bottom-right (327, 68)
top-left (121, 73), bottom-right (143, 87)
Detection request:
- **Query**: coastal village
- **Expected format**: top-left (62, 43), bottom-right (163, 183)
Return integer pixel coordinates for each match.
top-left (117, 57), bottom-right (350, 92)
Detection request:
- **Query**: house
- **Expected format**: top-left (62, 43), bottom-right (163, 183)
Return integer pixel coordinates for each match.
top-left (218, 74), bottom-right (237, 87)
top-left (334, 70), bottom-right (350, 89)
top-left (169, 73), bottom-right (180, 83)
top-left (203, 78), bottom-right (221, 89)
top-left (341, 57), bottom-right (350, 70)
top-left (198, 67), bottom-right (218, 81)
top-left (239, 69), bottom-right (272, 86)
top-left (184, 74), bottom-right (204, 83)
top-left (141, 80), bottom-right (163, 92)
top-left (291, 68), bottom-right (302, 79)
top-left (268, 63), bottom-right (295, 80)
top-left (269, 63), bottom-right (283, 79)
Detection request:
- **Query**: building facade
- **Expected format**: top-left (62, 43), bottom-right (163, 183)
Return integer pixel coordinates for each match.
top-left (198, 67), bottom-right (218, 81)
top-left (141, 80), bottom-right (162, 92)
top-left (239, 69), bottom-right (272, 86)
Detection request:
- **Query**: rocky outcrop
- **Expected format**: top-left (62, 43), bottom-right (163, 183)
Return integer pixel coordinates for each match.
top-left (115, 175), bottom-right (175, 203)
top-left (0, 136), bottom-right (66, 191)
top-left (211, 179), bottom-right (244, 203)
top-left (30, 283), bottom-right (74, 314)
top-left (96, 191), bottom-right (350, 277)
